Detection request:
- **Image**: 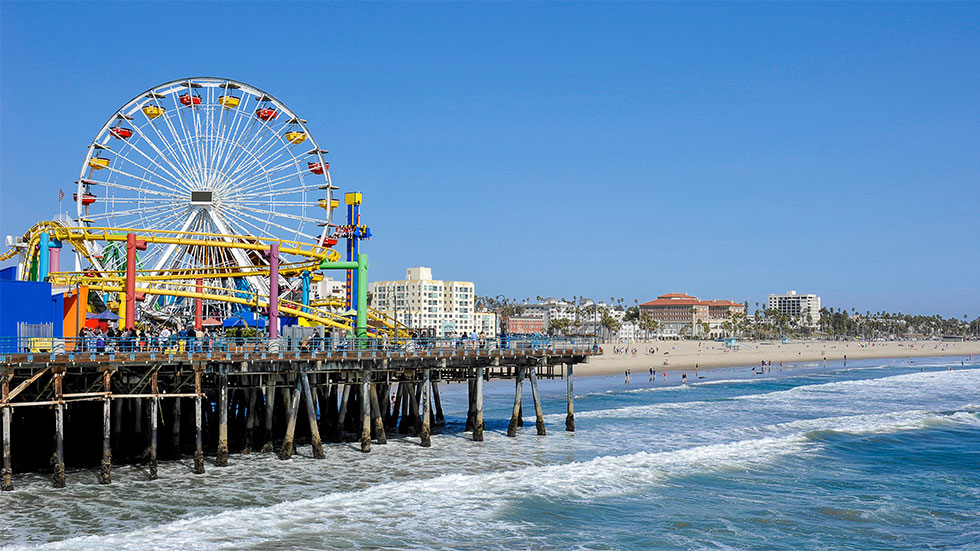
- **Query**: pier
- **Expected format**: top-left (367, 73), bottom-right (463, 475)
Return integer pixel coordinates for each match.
top-left (0, 337), bottom-right (594, 490)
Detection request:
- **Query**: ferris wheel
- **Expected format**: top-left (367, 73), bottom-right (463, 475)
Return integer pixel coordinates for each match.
top-left (74, 77), bottom-right (336, 316)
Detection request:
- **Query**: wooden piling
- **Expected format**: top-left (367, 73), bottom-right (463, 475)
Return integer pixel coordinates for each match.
top-left (407, 381), bottom-right (422, 436)
top-left (301, 374), bottom-right (324, 459)
top-left (216, 372), bottom-right (229, 467)
top-left (565, 363), bottom-right (575, 432)
top-left (279, 376), bottom-right (303, 460)
top-left (2, 377), bottom-right (12, 491)
top-left (398, 382), bottom-right (413, 434)
top-left (53, 373), bottom-right (65, 488)
top-left (360, 379), bottom-right (371, 453)
top-left (420, 369), bottom-right (432, 447)
top-left (431, 379), bottom-right (445, 426)
top-left (149, 371), bottom-right (159, 479)
top-left (336, 383), bottom-right (351, 441)
top-left (529, 365), bottom-right (546, 436)
top-left (465, 377), bottom-right (476, 432)
top-left (172, 397), bottom-right (182, 458)
top-left (193, 369), bottom-right (205, 474)
top-left (473, 367), bottom-right (484, 442)
top-left (507, 366), bottom-right (525, 437)
top-left (243, 387), bottom-right (257, 454)
top-left (100, 371), bottom-right (112, 484)
top-left (261, 376), bottom-right (277, 452)
top-left (369, 383), bottom-right (387, 445)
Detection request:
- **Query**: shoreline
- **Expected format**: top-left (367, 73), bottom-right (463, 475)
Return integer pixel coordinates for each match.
top-left (575, 339), bottom-right (980, 377)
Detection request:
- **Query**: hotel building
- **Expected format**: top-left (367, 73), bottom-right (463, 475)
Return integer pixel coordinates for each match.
top-left (640, 293), bottom-right (745, 338)
top-left (767, 290), bottom-right (821, 326)
top-left (368, 267), bottom-right (483, 338)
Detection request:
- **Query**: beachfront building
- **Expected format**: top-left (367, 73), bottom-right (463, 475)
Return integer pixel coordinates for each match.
top-left (368, 267), bottom-right (479, 338)
top-left (640, 292), bottom-right (745, 338)
top-left (767, 290), bottom-right (821, 327)
top-left (503, 314), bottom-right (547, 335)
top-left (311, 277), bottom-right (346, 301)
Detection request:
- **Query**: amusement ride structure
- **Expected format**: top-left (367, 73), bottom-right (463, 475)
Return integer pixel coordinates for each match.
top-left (1, 77), bottom-right (394, 341)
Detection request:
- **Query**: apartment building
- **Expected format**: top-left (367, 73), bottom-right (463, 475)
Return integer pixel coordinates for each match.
top-left (767, 290), bottom-right (821, 326)
top-left (368, 267), bottom-right (479, 338)
top-left (640, 292), bottom-right (745, 338)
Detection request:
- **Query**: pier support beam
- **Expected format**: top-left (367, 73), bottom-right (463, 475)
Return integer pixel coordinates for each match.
top-left (420, 369), bottom-right (432, 447)
top-left (2, 377), bottom-right (12, 491)
top-left (243, 387), bottom-right (257, 454)
top-left (473, 367), bottom-right (484, 442)
top-left (529, 365), bottom-right (546, 436)
top-left (261, 377), bottom-right (277, 452)
top-left (149, 371), bottom-right (159, 480)
top-left (565, 363), bottom-right (575, 432)
top-left (172, 397), bottom-right (182, 459)
top-left (336, 383), bottom-right (351, 441)
top-left (279, 377), bottom-right (303, 460)
top-left (216, 372), bottom-right (229, 467)
top-left (431, 379), bottom-right (445, 426)
top-left (360, 379), bottom-right (371, 453)
top-left (193, 369), bottom-right (205, 474)
top-left (407, 381), bottom-right (422, 436)
top-left (53, 373), bottom-right (65, 488)
top-left (301, 374), bottom-right (324, 459)
top-left (369, 383), bottom-right (387, 445)
top-left (100, 371), bottom-right (112, 484)
top-left (507, 366), bottom-right (525, 437)
top-left (466, 377), bottom-right (476, 432)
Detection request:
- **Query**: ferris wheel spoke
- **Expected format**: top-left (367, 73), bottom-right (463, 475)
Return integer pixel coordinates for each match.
top-left (231, 167), bottom-right (308, 197)
top-left (222, 208), bottom-right (316, 242)
top-left (221, 112), bottom-right (293, 181)
top-left (85, 202), bottom-right (178, 222)
top-left (234, 201), bottom-right (316, 207)
top-left (133, 116), bottom-right (197, 187)
top-left (232, 157), bottom-right (303, 192)
top-left (105, 148), bottom-right (188, 194)
top-left (234, 205), bottom-right (322, 224)
top-left (156, 95), bottom-right (203, 186)
top-left (226, 133), bottom-right (294, 185)
top-left (97, 169), bottom-right (185, 199)
top-left (210, 93), bottom-right (254, 179)
top-left (146, 94), bottom-right (200, 184)
top-left (219, 121), bottom-right (284, 186)
top-left (115, 138), bottom-right (193, 193)
top-left (124, 121), bottom-right (196, 189)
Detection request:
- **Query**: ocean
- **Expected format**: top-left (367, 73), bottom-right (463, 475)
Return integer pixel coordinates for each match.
top-left (1, 356), bottom-right (978, 550)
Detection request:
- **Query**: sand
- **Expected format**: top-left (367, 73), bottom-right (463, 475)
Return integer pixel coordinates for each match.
top-left (577, 339), bottom-right (980, 377)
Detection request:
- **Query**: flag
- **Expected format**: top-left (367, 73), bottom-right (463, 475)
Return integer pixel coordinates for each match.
top-left (58, 189), bottom-right (65, 202)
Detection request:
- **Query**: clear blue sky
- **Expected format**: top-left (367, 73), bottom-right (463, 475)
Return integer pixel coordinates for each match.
top-left (2, 2), bottom-right (978, 317)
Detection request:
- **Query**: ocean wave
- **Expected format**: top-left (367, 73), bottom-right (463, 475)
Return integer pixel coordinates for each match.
top-left (16, 436), bottom-right (810, 551)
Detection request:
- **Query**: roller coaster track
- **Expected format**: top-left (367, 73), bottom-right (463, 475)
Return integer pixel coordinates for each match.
top-left (2, 222), bottom-right (409, 338)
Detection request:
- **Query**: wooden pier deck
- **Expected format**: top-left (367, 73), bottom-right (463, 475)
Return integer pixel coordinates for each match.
top-left (0, 340), bottom-right (595, 490)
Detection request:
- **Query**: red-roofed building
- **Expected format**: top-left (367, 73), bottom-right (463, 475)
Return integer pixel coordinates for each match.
top-left (640, 293), bottom-right (745, 338)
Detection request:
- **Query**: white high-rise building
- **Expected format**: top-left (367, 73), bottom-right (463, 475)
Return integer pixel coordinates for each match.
top-left (369, 267), bottom-right (480, 338)
top-left (767, 290), bottom-right (821, 326)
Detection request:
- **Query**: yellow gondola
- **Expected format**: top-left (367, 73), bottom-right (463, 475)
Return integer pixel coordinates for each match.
top-left (317, 198), bottom-right (340, 211)
top-left (284, 131), bottom-right (307, 144)
top-left (142, 105), bottom-right (166, 119)
top-left (218, 95), bottom-right (241, 109)
top-left (88, 157), bottom-right (110, 170)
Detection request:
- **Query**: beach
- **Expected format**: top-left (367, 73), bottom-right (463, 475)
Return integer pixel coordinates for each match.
top-left (579, 339), bottom-right (980, 376)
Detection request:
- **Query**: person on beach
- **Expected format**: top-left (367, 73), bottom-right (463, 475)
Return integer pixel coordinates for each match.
top-left (649, 368), bottom-right (654, 381)
top-left (682, 373), bottom-right (687, 384)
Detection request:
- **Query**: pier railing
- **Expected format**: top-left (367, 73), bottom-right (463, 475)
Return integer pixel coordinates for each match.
top-left (0, 335), bottom-right (598, 363)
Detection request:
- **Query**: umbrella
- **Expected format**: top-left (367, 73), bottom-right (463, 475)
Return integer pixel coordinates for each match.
top-left (91, 310), bottom-right (121, 320)
top-left (222, 312), bottom-right (267, 328)
top-left (201, 317), bottom-right (222, 327)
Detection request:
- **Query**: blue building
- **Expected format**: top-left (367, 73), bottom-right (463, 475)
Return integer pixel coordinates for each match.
top-left (0, 266), bottom-right (64, 353)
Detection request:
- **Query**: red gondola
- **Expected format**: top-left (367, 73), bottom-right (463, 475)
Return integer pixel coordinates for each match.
top-left (256, 108), bottom-right (278, 121)
top-left (179, 94), bottom-right (202, 106)
top-left (308, 161), bottom-right (329, 174)
top-left (324, 237), bottom-right (338, 247)
top-left (73, 193), bottom-right (97, 206)
top-left (109, 127), bottom-right (134, 139)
